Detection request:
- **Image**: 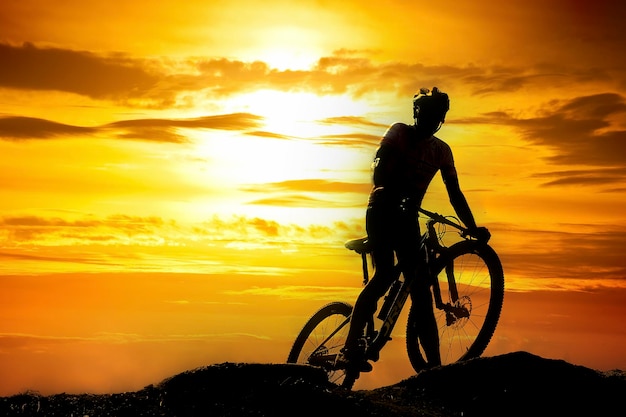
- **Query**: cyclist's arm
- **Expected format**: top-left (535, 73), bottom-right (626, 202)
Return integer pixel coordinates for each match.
top-left (444, 175), bottom-right (477, 230)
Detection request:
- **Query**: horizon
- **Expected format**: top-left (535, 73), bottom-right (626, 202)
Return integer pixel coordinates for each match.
top-left (1, 0), bottom-right (626, 395)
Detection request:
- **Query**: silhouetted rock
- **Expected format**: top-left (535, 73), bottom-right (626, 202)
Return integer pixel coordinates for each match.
top-left (0, 352), bottom-right (623, 416)
top-left (157, 362), bottom-right (379, 416)
top-left (371, 351), bottom-right (626, 416)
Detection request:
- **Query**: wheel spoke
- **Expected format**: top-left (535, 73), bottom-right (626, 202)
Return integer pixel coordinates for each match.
top-left (287, 302), bottom-right (355, 388)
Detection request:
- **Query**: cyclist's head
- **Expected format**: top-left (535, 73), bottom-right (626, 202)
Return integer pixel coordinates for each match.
top-left (413, 87), bottom-right (450, 135)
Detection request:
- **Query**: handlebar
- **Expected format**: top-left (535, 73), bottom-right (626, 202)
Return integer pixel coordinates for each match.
top-left (418, 207), bottom-right (490, 243)
top-left (418, 207), bottom-right (465, 231)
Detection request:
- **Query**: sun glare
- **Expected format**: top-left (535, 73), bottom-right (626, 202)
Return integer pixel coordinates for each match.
top-left (174, 90), bottom-right (376, 225)
top-left (224, 90), bottom-right (374, 137)
top-left (186, 90), bottom-right (378, 189)
top-left (257, 47), bottom-right (319, 71)
top-left (185, 128), bottom-right (365, 186)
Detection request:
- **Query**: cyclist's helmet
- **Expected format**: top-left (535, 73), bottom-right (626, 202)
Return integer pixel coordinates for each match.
top-left (413, 87), bottom-right (450, 132)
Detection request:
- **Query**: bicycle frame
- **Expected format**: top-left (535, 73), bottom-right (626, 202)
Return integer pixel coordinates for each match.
top-left (308, 208), bottom-right (473, 367)
top-left (289, 207), bottom-right (502, 390)
top-left (352, 208), bottom-right (470, 361)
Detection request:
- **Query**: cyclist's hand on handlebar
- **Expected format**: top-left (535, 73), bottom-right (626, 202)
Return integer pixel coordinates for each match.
top-left (468, 226), bottom-right (491, 242)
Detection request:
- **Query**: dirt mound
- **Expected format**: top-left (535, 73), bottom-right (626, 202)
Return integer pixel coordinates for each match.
top-left (371, 351), bottom-right (626, 416)
top-left (1, 352), bottom-right (624, 416)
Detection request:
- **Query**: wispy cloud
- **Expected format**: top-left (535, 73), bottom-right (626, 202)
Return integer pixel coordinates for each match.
top-left (0, 331), bottom-right (270, 347)
top-left (244, 130), bottom-right (293, 140)
top-left (243, 180), bottom-right (369, 208)
top-left (106, 113), bottom-right (263, 130)
top-left (316, 133), bottom-right (381, 147)
top-left (0, 116), bottom-right (97, 139)
top-left (244, 179), bottom-right (369, 194)
top-left (530, 167), bottom-right (626, 190)
top-left (318, 116), bottom-right (388, 128)
top-left (492, 223), bottom-right (626, 288)
top-left (0, 112), bottom-right (263, 142)
top-left (456, 93), bottom-right (626, 187)
top-left (246, 195), bottom-right (333, 208)
top-left (224, 285), bottom-right (360, 301)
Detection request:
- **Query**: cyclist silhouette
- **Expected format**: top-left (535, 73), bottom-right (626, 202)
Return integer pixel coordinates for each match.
top-left (340, 87), bottom-right (490, 372)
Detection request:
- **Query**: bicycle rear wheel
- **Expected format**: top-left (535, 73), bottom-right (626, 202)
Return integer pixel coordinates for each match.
top-left (287, 302), bottom-right (356, 389)
top-left (406, 240), bottom-right (504, 372)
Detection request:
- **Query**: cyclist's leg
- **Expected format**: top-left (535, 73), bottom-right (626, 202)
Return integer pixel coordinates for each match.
top-left (396, 210), bottom-right (441, 366)
top-left (410, 276), bottom-right (441, 367)
top-left (342, 202), bottom-right (396, 362)
top-left (344, 249), bottom-right (394, 351)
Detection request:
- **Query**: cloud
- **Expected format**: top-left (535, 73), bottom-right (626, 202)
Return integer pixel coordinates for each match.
top-left (318, 116), bottom-right (388, 128)
top-left (0, 214), bottom-right (171, 247)
top-left (0, 212), bottom-right (364, 275)
top-left (317, 133), bottom-right (381, 146)
top-left (2, 42), bottom-right (622, 108)
top-left (0, 112), bottom-right (264, 142)
top-left (106, 113), bottom-right (263, 130)
top-left (243, 179), bottom-right (370, 208)
top-left (0, 331), bottom-right (266, 347)
top-left (244, 179), bottom-right (370, 194)
top-left (456, 64), bottom-right (617, 96)
top-left (492, 223), bottom-right (626, 287)
top-left (0, 116), bottom-right (97, 139)
top-left (530, 167), bottom-right (626, 189)
top-left (0, 212), bottom-right (361, 250)
top-left (457, 93), bottom-right (626, 186)
top-left (0, 250), bottom-right (119, 267)
top-left (105, 113), bottom-right (264, 143)
top-left (194, 215), bottom-right (358, 244)
top-left (0, 42), bottom-right (158, 99)
top-left (224, 285), bottom-right (360, 301)
top-left (247, 195), bottom-right (328, 208)
top-left (244, 130), bottom-right (293, 140)
top-left (517, 93), bottom-right (626, 169)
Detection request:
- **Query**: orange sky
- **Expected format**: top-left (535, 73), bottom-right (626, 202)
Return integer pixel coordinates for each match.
top-left (1, 0), bottom-right (625, 395)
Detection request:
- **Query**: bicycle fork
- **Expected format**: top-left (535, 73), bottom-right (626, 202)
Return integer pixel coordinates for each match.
top-left (425, 221), bottom-right (470, 325)
top-left (431, 259), bottom-right (470, 326)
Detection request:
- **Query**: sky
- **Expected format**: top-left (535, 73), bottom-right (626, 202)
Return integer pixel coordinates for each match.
top-left (1, 0), bottom-right (626, 395)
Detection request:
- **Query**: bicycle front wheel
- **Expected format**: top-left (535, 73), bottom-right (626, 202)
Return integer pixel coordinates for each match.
top-left (287, 301), bottom-right (356, 388)
top-left (406, 240), bottom-right (504, 372)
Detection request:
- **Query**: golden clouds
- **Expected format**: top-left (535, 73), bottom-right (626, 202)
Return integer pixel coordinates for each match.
top-left (0, 42), bottom-right (158, 99)
top-left (454, 93), bottom-right (626, 188)
top-left (6, 41), bottom-right (623, 113)
top-left (0, 212), bottom-right (365, 274)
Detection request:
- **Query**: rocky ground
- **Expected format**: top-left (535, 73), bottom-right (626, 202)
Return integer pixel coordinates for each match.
top-left (1, 351), bottom-right (624, 416)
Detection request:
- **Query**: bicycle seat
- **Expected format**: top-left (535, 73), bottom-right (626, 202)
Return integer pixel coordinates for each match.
top-left (345, 237), bottom-right (371, 254)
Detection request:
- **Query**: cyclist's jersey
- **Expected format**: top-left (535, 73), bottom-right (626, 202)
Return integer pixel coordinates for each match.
top-left (371, 122), bottom-right (457, 206)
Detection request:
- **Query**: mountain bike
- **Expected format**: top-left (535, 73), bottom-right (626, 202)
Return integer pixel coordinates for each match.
top-left (287, 207), bottom-right (504, 389)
